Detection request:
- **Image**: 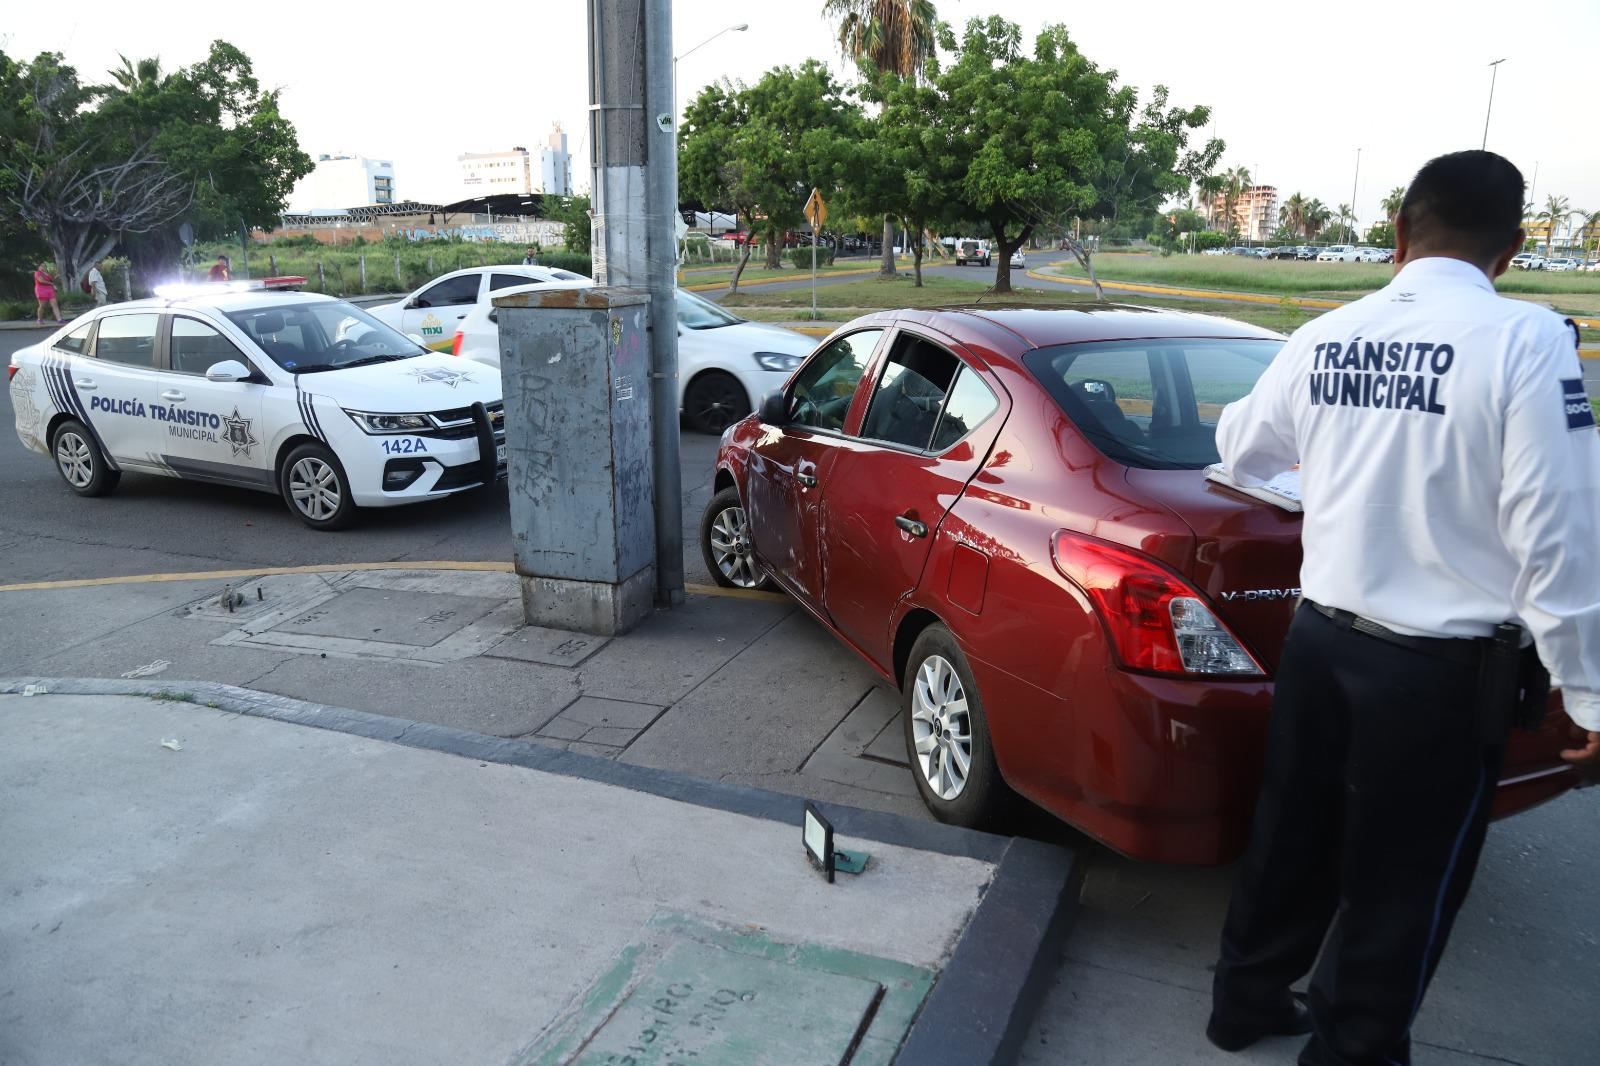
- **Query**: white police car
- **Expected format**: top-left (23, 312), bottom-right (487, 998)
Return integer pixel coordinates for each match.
top-left (8, 280), bottom-right (505, 530)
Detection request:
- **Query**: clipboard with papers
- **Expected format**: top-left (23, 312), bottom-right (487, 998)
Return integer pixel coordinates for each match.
top-left (1204, 464), bottom-right (1303, 512)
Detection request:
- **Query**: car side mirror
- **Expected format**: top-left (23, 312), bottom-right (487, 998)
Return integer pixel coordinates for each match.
top-left (406, 297), bottom-right (423, 309)
top-left (758, 389), bottom-right (787, 425)
top-left (205, 359), bottom-right (251, 383)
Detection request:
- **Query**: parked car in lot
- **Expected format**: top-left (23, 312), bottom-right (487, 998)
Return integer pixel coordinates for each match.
top-left (9, 282), bottom-right (506, 531)
top-left (954, 239), bottom-right (992, 267)
top-left (1201, 247), bottom-right (1228, 256)
top-left (1510, 253), bottom-right (1548, 270)
top-left (1267, 247), bottom-right (1298, 259)
top-left (698, 306), bottom-right (1582, 862)
top-left (451, 285), bottom-right (813, 434)
top-left (1316, 245), bottom-right (1359, 262)
top-left (368, 265), bottom-right (589, 351)
top-left (1353, 246), bottom-right (1388, 262)
top-left (1545, 257), bottom-right (1581, 272)
top-left (1294, 246), bottom-right (1319, 260)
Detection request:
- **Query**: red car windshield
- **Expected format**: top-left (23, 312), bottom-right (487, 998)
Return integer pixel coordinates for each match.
top-left (1026, 337), bottom-right (1282, 470)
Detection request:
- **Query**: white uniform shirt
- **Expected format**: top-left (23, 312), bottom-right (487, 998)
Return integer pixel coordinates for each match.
top-left (1217, 256), bottom-right (1600, 730)
top-left (87, 268), bottom-right (106, 303)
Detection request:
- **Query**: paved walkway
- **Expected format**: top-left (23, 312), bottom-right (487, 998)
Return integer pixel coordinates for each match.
top-left (0, 689), bottom-right (1070, 1066)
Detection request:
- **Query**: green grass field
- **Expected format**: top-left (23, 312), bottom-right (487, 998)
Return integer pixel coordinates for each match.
top-left (720, 274), bottom-right (1322, 335)
top-left (1049, 252), bottom-right (1600, 305)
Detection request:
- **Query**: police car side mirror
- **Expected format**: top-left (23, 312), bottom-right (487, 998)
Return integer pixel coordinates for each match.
top-left (205, 360), bottom-right (251, 383)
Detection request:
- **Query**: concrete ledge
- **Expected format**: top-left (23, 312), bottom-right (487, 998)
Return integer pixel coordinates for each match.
top-left (2, 675), bottom-right (1077, 1064)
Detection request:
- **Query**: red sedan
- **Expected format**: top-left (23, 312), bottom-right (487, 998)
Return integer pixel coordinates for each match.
top-left (699, 307), bottom-right (1583, 864)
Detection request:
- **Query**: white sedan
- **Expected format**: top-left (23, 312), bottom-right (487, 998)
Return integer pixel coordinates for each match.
top-left (9, 282), bottom-right (505, 530)
top-left (368, 264), bottom-right (589, 351)
top-left (452, 285), bottom-right (815, 434)
top-left (1316, 245), bottom-right (1359, 262)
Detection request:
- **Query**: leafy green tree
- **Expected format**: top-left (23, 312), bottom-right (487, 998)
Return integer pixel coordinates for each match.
top-left (1278, 192), bottom-right (1308, 239)
top-left (540, 194), bottom-right (592, 254)
top-left (1365, 220), bottom-right (1396, 246)
top-left (679, 65), bottom-right (860, 288)
top-left (1220, 165), bottom-right (1253, 237)
top-left (913, 18), bottom-right (1217, 294)
top-left (824, 0), bottom-right (940, 277)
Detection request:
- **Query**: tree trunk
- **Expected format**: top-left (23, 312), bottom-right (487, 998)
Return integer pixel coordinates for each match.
top-left (912, 236), bottom-right (923, 288)
top-left (1065, 238), bottom-right (1106, 302)
top-left (728, 242), bottom-right (754, 294)
top-left (880, 215), bottom-right (895, 276)
top-left (763, 226), bottom-right (782, 271)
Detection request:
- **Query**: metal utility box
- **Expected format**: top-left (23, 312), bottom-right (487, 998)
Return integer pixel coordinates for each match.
top-left (494, 287), bottom-right (656, 636)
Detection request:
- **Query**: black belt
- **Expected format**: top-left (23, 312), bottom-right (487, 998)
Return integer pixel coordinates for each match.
top-left (1304, 600), bottom-right (1484, 667)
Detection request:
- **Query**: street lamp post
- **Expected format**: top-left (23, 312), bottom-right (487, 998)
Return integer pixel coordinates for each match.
top-left (1483, 58), bottom-right (1507, 150)
top-left (673, 23), bottom-right (748, 124)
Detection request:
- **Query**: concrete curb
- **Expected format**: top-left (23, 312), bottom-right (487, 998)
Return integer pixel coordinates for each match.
top-left (2, 675), bottom-right (1079, 1065)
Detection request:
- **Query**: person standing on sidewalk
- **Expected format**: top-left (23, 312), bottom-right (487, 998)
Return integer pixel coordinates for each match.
top-left (32, 263), bottom-right (62, 325)
top-left (1205, 149), bottom-right (1600, 1065)
top-left (86, 261), bottom-right (108, 306)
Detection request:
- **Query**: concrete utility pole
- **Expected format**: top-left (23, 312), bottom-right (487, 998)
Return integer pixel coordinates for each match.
top-left (589, 0), bottom-right (685, 607)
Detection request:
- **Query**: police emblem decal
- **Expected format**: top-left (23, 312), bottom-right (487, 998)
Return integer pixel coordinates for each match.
top-left (1561, 379), bottom-right (1595, 432)
top-left (223, 407), bottom-right (259, 458)
top-left (409, 366), bottom-right (474, 388)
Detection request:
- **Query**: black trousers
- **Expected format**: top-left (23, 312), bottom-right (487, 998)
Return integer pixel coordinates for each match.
top-left (1213, 604), bottom-right (1507, 1066)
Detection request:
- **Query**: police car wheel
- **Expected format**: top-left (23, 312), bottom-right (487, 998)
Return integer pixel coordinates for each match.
top-left (279, 443), bottom-right (356, 531)
top-left (902, 624), bottom-right (1013, 830)
top-left (51, 419), bottom-right (119, 497)
top-left (684, 372), bottom-right (751, 435)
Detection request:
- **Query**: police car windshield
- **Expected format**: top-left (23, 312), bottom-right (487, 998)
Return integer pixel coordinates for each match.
top-left (222, 300), bottom-right (426, 374)
top-left (1026, 337), bottom-right (1283, 470)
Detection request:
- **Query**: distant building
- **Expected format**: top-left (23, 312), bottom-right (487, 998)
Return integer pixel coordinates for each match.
top-left (287, 154), bottom-right (395, 214)
top-left (540, 124), bottom-right (573, 197)
top-left (458, 148), bottom-right (535, 199)
top-left (459, 127), bottom-right (573, 200)
top-left (1204, 184), bottom-right (1279, 242)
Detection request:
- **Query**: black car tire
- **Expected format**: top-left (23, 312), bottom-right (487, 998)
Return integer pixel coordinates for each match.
top-left (279, 441), bottom-right (357, 531)
top-left (699, 485), bottom-right (774, 590)
top-left (902, 623), bottom-right (1013, 829)
top-left (684, 371), bottom-right (752, 436)
top-left (50, 418), bottom-right (120, 497)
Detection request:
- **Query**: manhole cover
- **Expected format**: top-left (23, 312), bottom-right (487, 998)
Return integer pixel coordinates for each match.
top-left (269, 587), bottom-right (505, 648)
top-left (569, 940), bottom-right (881, 1064)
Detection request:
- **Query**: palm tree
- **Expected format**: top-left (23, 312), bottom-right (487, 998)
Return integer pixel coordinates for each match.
top-left (824, 0), bottom-right (939, 276)
top-left (1380, 186), bottom-right (1405, 221)
top-left (107, 55), bottom-right (164, 93)
top-left (1221, 165), bottom-right (1253, 238)
top-left (1279, 192), bottom-right (1309, 239)
top-left (1536, 194), bottom-right (1572, 257)
top-left (1195, 174), bottom-right (1226, 230)
top-left (1334, 203), bottom-right (1354, 243)
top-left (1303, 199), bottom-right (1331, 241)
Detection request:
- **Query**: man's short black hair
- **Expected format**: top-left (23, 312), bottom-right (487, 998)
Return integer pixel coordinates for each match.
top-left (1399, 151), bottom-right (1524, 262)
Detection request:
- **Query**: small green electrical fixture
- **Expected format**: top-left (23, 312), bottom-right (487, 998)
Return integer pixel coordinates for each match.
top-left (803, 802), bottom-right (869, 883)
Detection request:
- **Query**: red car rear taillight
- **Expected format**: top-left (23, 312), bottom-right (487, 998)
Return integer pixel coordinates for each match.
top-left (7, 364), bottom-right (17, 381)
top-left (1051, 530), bottom-right (1264, 677)
top-left (450, 331), bottom-right (465, 356)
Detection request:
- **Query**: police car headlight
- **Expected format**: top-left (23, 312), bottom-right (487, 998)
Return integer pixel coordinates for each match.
top-left (754, 351), bottom-right (805, 373)
top-left (345, 410), bottom-right (433, 434)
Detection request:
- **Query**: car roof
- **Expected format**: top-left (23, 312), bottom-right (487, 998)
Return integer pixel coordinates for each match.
top-left (92, 290), bottom-right (343, 316)
top-left (870, 304), bottom-right (1283, 368)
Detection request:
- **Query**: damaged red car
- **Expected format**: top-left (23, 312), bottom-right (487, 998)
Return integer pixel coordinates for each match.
top-left (698, 307), bottom-right (1582, 864)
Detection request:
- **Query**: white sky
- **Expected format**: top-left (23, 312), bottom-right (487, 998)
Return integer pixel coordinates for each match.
top-left (6, 0), bottom-right (1596, 230)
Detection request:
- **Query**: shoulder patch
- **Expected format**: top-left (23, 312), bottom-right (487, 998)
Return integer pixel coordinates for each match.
top-left (1561, 378), bottom-right (1596, 432)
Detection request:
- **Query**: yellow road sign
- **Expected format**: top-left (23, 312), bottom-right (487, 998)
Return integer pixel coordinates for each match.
top-left (804, 188), bottom-right (827, 229)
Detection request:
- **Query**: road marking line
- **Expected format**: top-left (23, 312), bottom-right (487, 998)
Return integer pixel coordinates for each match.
top-left (0, 564), bottom-right (793, 605)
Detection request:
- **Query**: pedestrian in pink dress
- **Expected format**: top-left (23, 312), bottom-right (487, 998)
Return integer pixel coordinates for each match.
top-left (33, 264), bottom-right (63, 326)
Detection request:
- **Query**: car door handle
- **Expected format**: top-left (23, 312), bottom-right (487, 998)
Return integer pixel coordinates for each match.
top-left (161, 390), bottom-right (186, 402)
top-left (895, 515), bottom-right (928, 538)
top-left (73, 378), bottom-right (97, 391)
top-left (796, 471), bottom-right (817, 488)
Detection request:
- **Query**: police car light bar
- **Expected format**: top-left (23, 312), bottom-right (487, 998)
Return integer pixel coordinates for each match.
top-left (152, 276), bottom-right (308, 300)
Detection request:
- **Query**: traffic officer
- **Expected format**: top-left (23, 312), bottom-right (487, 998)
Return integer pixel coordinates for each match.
top-left (1204, 149), bottom-right (1600, 1064)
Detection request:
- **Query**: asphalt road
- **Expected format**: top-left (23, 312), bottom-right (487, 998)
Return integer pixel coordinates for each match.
top-left (0, 328), bottom-right (725, 586)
